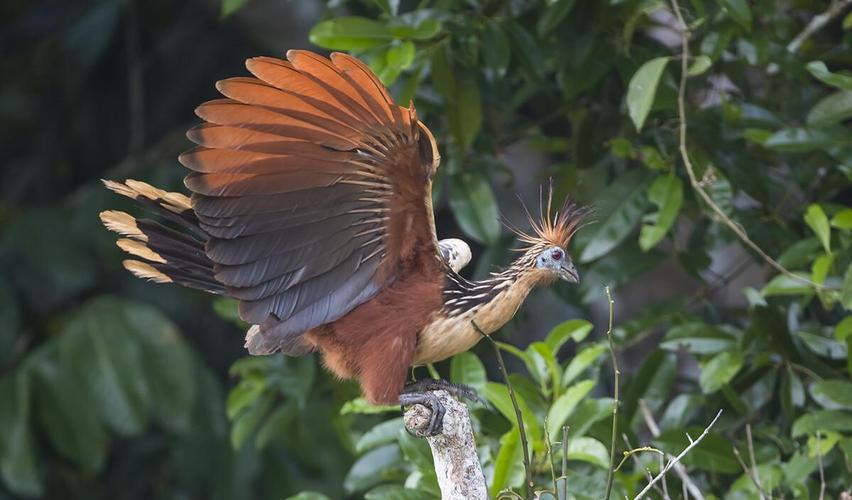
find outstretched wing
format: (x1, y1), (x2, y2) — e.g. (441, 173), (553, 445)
(180, 51), (441, 351)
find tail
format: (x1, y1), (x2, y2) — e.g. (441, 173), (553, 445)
(99, 179), (225, 294)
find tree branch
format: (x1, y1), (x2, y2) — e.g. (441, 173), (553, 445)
(404, 390), (487, 500)
(787, 0), (852, 53)
(634, 410), (723, 499)
(638, 400), (704, 500)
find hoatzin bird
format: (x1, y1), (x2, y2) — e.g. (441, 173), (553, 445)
(101, 50), (585, 435)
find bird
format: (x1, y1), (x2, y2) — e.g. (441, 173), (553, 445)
(100, 50), (586, 435)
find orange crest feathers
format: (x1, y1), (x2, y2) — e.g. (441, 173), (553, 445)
(506, 184), (589, 250)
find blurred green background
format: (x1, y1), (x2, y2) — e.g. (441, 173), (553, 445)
(2, 0), (852, 498)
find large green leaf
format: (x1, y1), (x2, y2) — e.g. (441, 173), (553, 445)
(626, 56), (669, 131)
(578, 169), (650, 262)
(721, 0), (752, 29)
(661, 322), (738, 354)
(807, 91), (852, 127)
(490, 428), (524, 496)
(544, 319), (593, 354)
(344, 444), (404, 493)
(806, 61), (852, 90)
(449, 172), (501, 244)
(0, 371), (42, 496)
(810, 379), (852, 410)
(561, 343), (607, 387)
(309, 17), (394, 50)
(547, 379), (595, 442)
(32, 352), (106, 473)
(483, 382), (542, 443)
(449, 352), (487, 391)
(792, 410), (852, 437)
(639, 173), (684, 251)
(804, 204), (831, 253)
(564, 437), (610, 469)
(356, 418), (405, 454)
(699, 351), (743, 394)
(58, 297), (151, 436)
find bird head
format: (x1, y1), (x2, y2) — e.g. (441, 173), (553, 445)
(506, 185), (588, 284)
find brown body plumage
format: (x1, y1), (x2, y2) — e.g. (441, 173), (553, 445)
(100, 50), (585, 408)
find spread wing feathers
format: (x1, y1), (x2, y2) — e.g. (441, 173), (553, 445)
(175, 50), (439, 351)
(99, 180), (224, 294)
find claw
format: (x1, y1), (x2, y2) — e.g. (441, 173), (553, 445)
(402, 378), (485, 406)
(400, 391), (445, 437)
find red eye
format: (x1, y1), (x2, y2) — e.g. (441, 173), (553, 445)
(551, 249), (563, 260)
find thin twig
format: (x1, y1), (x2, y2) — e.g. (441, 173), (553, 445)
(746, 425), (768, 499)
(817, 431), (826, 500)
(475, 321), (533, 499)
(561, 425), (569, 500)
(603, 286), (619, 500)
(634, 410), (724, 499)
(733, 446), (768, 499)
(787, 0), (852, 53)
(622, 434), (665, 499)
(544, 417), (559, 497)
(638, 400), (704, 499)
(668, 0), (823, 291)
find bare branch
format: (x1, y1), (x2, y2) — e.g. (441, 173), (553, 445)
(667, 0), (824, 291)
(603, 286), (620, 500)
(404, 391), (487, 499)
(787, 0), (852, 53)
(817, 431), (826, 500)
(634, 410), (723, 499)
(638, 400), (705, 499)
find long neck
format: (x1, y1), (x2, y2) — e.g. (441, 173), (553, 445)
(413, 256), (550, 365)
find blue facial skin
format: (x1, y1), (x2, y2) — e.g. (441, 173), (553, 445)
(536, 246), (579, 283)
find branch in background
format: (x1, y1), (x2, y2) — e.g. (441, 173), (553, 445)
(475, 321), (533, 499)
(733, 444), (769, 499)
(634, 410), (724, 499)
(817, 431), (826, 500)
(404, 390), (487, 500)
(668, 0), (824, 291)
(561, 425), (569, 500)
(787, 0), (852, 53)
(603, 286), (620, 500)
(746, 425), (768, 499)
(639, 399), (705, 499)
(622, 434), (667, 499)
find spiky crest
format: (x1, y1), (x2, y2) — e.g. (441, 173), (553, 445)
(502, 182), (590, 251)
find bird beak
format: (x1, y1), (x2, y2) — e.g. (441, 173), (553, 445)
(558, 262), (580, 283)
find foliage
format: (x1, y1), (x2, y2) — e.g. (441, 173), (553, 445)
(2, 0), (852, 498)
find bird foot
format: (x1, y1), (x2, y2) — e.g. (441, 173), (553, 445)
(400, 391), (445, 437)
(402, 378), (484, 405)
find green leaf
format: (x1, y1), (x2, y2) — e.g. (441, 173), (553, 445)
(842, 265), (852, 310)
(372, 0), (398, 16)
(309, 17), (394, 51)
(687, 55), (712, 76)
(562, 343), (607, 387)
(356, 418), (404, 454)
(449, 172), (500, 244)
(397, 429), (433, 472)
(483, 382), (541, 443)
(792, 410), (852, 437)
(220, 0), (248, 18)
(721, 0), (752, 29)
(344, 444), (403, 493)
(810, 379), (852, 410)
(796, 330), (848, 359)
(639, 173), (684, 251)
(565, 398), (614, 438)
(763, 127), (846, 153)
(845, 11), (852, 29)
(32, 354), (106, 473)
(579, 169), (650, 262)
(544, 319), (594, 354)
(340, 397), (398, 415)
(537, 0), (577, 35)
(806, 61), (852, 91)
(699, 351), (743, 393)
(626, 56), (669, 131)
(230, 392), (273, 449)
(411, 19), (441, 40)
(565, 437), (610, 469)
(762, 274), (813, 297)
(836, 316), (852, 341)
(449, 73), (482, 152)
(482, 22), (510, 78)
(0, 371), (42, 496)
(547, 379), (595, 442)
(830, 208), (852, 229)
(58, 297), (150, 436)
(449, 352), (487, 391)
(661, 322), (738, 354)
(807, 91), (852, 127)
(490, 428), (524, 496)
